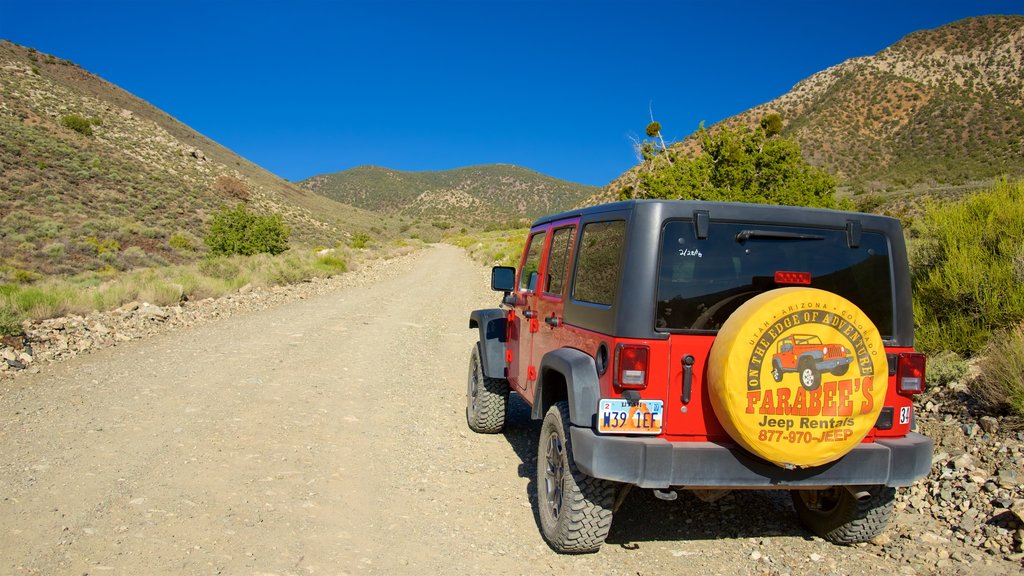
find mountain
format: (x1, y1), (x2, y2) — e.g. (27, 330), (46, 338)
(299, 164), (599, 227)
(601, 15), (1024, 205)
(0, 41), (381, 277)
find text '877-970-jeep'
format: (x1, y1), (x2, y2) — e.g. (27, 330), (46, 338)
(467, 199), (932, 553)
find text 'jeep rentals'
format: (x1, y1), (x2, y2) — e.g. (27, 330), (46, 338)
(467, 200), (932, 553)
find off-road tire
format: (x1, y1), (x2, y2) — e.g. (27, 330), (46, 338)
(799, 358), (821, 391)
(537, 402), (615, 553)
(466, 344), (508, 434)
(771, 359), (784, 383)
(791, 486), (895, 544)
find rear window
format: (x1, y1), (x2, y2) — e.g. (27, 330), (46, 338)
(656, 220), (895, 337)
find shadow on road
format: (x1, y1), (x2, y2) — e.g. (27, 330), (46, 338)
(500, 395), (815, 549)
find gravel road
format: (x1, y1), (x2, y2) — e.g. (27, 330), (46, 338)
(0, 245), (1019, 575)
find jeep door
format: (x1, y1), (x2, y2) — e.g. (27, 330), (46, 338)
(508, 229), (548, 395)
(530, 221), (579, 391)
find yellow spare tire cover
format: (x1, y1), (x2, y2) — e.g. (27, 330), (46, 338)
(707, 287), (887, 469)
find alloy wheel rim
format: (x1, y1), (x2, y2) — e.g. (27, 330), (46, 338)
(544, 431), (564, 519)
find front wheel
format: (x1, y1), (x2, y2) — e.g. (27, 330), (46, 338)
(791, 486), (895, 544)
(799, 359), (821, 391)
(466, 344), (508, 434)
(537, 402), (615, 553)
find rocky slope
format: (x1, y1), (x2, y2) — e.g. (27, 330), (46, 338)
(0, 41), (383, 277)
(299, 164), (599, 228)
(600, 15), (1024, 205)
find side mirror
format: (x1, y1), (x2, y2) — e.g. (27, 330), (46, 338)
(491, 266), (516, 292)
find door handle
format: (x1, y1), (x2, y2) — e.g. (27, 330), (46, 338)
(545, 315), (561, 327)
(523, 310), (536, 319)
(681, 355), (695, 404)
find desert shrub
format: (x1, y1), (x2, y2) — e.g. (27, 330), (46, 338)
(43, 242), (65, 259)
(972, 323), (1024, 417)
(59, 114), (93, 136)
(212, 175), (250, 201)
(912, 178), (1024, 355)
(204, 204), (290, 256)
(926, 350), (969, 388)
(169, 233), (195, 252)
(350, 232), (370, 249)
(12, 269), (42, 284)
(83, 236), (120, 255)
(198, 257), (242, 281)
(314, 254), (347, 274)
(0, 304), (22, 336)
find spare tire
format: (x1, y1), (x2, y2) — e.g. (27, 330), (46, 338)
(707, 288), (888, 469)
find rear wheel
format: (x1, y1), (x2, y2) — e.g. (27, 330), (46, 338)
(791, 486), (895, 544)
(771, 359), (784, 383)
(537, 402), (615, 553)
(466, 344), (508, 434)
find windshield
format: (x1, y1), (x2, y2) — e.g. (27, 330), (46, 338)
(656, 220), (895, 338)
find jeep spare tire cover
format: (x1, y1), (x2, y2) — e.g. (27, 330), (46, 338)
(707, 287), (888, 469)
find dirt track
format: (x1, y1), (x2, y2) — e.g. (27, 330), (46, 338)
(0, 245), (1017, 575)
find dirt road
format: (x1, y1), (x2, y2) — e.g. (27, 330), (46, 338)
(0, 245), (1012, 575)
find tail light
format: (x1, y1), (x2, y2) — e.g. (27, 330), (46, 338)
(896, 353), (926, 395)
(615, 344), (649, 390)
(774, 271), (812, 285)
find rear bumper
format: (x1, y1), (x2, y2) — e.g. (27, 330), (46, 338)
(569, 429), (933, 489)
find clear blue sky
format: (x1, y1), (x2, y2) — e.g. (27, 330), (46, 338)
(1, 1), (1021, 186)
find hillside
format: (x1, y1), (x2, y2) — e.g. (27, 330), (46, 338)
(299, 164), (599, 228)
(0, 41), (382, 278)
(601, 15), (1024, 205)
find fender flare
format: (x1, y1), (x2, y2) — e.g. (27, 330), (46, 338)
(534, 348), (601, 428)
(468, 309), (507, 380)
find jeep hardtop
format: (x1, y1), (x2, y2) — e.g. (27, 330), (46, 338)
(467, 199), (932, 553)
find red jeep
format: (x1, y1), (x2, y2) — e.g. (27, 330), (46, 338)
(468, 200), (931, 553)
(771, 334), (854, 390)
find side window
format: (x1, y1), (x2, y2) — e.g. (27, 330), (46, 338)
(519, 231), (546, 292)
(544, 226), (576, 296)
(573, 221), (625, 306)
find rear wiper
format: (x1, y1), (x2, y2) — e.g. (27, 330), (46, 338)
(735, 230), (825, 242)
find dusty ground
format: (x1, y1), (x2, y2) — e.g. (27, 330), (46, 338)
(1, 245), (1020, 575)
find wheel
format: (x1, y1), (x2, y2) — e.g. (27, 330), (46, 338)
(799, 359), (821, 391)
(771, 359), (784, 383)
(831, 363), (850, 377)
(466, 344), (508, 434)
(537, 402), (615, 553)
(791, 486), (895, 544)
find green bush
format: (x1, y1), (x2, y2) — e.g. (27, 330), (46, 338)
(59, 114), (93, 136)
(0, 304), (22, 336)
(314, 254), (347, 274)
(350, 232), (370, 249)
(204, 204), (290, 256)
(912, 178), (1024, 355)
(972, 323), (1024, 417)
(625, 120), (843, 209)
(926, 350), (969, 388)
(169, 233), (195, 252)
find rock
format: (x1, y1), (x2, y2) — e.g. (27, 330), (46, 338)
(0, 335), (24, 349)
(1009, 500), (1024, 523)
(997, 468), (1019, 489)
(749, 550), (762, 560)
(872, 533), (892, 546)
(980, 416), (1000, 435)
(953, 453), (975, 470)
(6, 359), (25, 370)
(921, 532), (950, 545)
(120, 301), (141, 313)
(809, 553), (822, 562)
(238, 283), (253, 295)
(963, 423), (979, 438)
(1, 349), (16, 363)
(138, 304), (168, 321)
(17, 352), (32, 365)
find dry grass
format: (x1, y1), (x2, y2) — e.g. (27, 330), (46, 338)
(972, 322), (1024, 424)
(0, 249), (351, 332)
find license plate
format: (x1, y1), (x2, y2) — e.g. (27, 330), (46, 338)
(597, 399), (663, 434)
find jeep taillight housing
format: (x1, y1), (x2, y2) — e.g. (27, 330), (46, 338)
(615, 344), (649, 390)
(897, 352), (926, 395)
